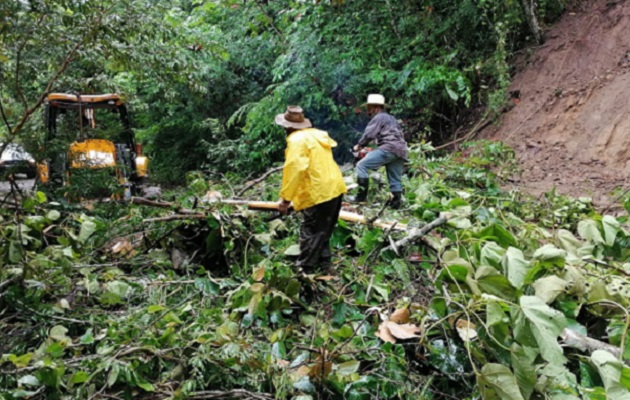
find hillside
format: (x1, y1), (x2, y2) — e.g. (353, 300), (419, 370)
(483, 0), (630, 204)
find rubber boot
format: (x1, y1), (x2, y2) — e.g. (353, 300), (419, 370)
(389, 191), (402, 209)
(348, 178), (369, 203)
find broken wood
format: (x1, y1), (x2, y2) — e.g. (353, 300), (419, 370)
(561, 328), (628, 364)
(131, 197), (174, 208)
(236, 166), (283, 197)
(382, 216), (448, 252)
(144, 214), (207, 223)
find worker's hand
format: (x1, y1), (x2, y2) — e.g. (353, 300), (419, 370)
(353, 144), (361, 151)
(278, 199), (292, 215)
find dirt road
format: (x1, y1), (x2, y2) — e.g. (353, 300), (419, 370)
(0, 177), (35, 194)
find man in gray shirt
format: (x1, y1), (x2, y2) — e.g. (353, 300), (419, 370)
(349, 94), (407, 209)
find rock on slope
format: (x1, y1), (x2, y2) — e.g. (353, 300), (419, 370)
(483, 0), (630, 204)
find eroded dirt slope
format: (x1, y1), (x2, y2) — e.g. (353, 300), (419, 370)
(483, 0), (630, 204)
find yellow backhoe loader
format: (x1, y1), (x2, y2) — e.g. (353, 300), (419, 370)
(37, 93), (148, 197)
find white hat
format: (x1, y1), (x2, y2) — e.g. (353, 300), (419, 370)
(362, 94), (388, 107)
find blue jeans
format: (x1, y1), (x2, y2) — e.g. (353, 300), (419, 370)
(356, 149), (405, 192)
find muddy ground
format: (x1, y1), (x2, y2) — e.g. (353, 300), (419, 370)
(482, 0), (630, 206)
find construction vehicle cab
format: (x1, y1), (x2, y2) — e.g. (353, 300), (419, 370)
(38, 93), (148, 196)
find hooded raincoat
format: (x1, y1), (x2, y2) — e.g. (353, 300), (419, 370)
(280, 128), (347, 211)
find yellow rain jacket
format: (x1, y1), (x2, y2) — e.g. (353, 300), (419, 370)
(280, 128), (347, 211)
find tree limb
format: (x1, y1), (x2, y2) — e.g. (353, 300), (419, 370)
(186, 389), (274, 400)
(143, 214), (208, 223)
(236, 166), (283, 196)
(561, 328), (628, 364)
(382, 216), (448, 253)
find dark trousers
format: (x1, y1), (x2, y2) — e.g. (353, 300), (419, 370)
(296, 195), (343, 269)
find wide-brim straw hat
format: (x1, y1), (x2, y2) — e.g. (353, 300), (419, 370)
(275, 106), (312, 129)
(361, 93), (389, 107)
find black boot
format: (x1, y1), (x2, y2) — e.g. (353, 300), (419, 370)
(389, 192), (402, 209)
(348, 178), (369, 203)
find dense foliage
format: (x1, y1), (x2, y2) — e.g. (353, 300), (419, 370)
(2, 0), (569, 182)
(2, 142), (630, 399)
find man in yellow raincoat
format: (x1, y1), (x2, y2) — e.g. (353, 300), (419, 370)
(276, 106), (347, 272)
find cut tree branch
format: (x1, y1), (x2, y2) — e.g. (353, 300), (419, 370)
(561, 328), (628, 365)
(236, 166), (283, 196)
(382, 216), (448, 252)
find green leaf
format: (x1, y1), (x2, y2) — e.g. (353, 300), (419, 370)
(8, 353), (33, 368)
(502, 247), (531, 289)
(511, 344), (538, 400)
(533, 275), (568, 304)
(478, 363), (525, 400)
(35, 191), (47, 204)
(478, 224), (517, 248)
(519, 296), (567, 364)
(284, 244), (301, 256)
(486, 301), (505, 327)
(337, 360), (360, 376)
(578, 220), (605, 245)
(194, 277), (220, 295)
(591, 350), (630, 399)
(46, 210), (61, 221)
(480, 242), (505, 269)
(79, 329), (94, 345)
(602, 216), (620, 247)
(78, 220), (97, 243)
(477, 267), (516, 300)
(17, 375), (40, 387)
(9, 241), (24, 263)
(285, 279), (301, 298)
(50, 325), (71, 345)
(532, 244), (566, 261)
(70, 371), (89, 384)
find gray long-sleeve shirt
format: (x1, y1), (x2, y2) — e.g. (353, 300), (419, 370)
(358, 111), (408, 159)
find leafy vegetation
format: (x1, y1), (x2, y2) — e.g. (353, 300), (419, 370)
(2, 141), (630, 399)
(2, 0), (569, 182)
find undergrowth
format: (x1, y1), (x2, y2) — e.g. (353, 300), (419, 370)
(1, 141), (630, 399)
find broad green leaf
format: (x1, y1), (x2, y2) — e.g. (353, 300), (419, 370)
(478, 363), (525, 400)
(520, 296), (567, 364)
(79, 329), (94, 345)
(477, 267), (517, 301)
(284, 244), (301, 256)
(578, 220), (604, 245)
(78, 220), (97, 243)
(17, 375), (39, 387)
(557, 229), (582, 256)
(591, 350), (630, 399)
(46, 210), (61, 221)
(480, 242), (505, 269)
(602, 216), (620, 246)
(478, 224), (517, 248)
(50, 325), (72, 345)
(104, 281), (132, 298)
(486, 301), (505, 327)
(502, 247), (530, 289)
(532, 244), (566, 261)
(337, 360), (360, 376)
(9, 353), (33, 368)
(511, 344), (538, 400)
(70, 371), (89, 384)
(533, 275), (568, 304)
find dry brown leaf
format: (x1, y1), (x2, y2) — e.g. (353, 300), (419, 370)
(112, 240), (133, 254)
(296, 366), (311, 377)
(389, 308), (410, 324)
(252, 266), (265, 282)
(309, 360), (332, 380)
(276, 359), (290, 368)
(375, 323), (396, 344)
(455, 319), (478, 342)
(385, 321), (422, 340)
